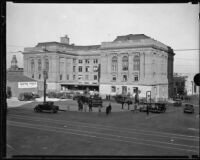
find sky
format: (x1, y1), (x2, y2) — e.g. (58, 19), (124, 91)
(6, 3), (199, 74)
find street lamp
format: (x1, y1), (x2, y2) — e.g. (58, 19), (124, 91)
(43, 70), (47, 103)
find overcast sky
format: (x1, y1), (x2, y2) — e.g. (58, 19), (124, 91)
(6, 3), (199, 74)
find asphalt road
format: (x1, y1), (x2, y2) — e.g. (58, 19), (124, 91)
(6, 102), (199, 157)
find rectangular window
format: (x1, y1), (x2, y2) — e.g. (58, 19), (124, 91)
(133, 87), (138, 93)
(60, 74), (62, 80)
(32, 74), (34, 79)
(94, 75), (98, 80)
(93, 59), (98, 63)
(38, 74), (41, 79)
(73, 75), (75, 80)
(78, 66), (82, 72)
(73, 58), (76, 63)
(73, 66), (76, 72)
(78, 75), (83, 80)
(85, 66), (89, 72)
(93, 66), (98, 72)
(123, 75), (127, 82)
(111, 86), (116, 92)
(134, 75), (139, 81)
(122, 66), (128, 71)
(85, 75), (89, 80)
(112, 75), (116, 81)
(85, 59), (90, 64)
(79, 59), (82, 63)
(66, 74), (69, 80)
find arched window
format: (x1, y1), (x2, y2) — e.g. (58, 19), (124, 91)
(111, 56), (118, 72)
(31, 59), (35, 72)
(122, 56), (128, 71)
(133, 55), (140, 71)
(45, 58), (49, 72)
(38, 59), (42, 72)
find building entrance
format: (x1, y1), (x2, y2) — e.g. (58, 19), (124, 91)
(122, 86), (127, 95)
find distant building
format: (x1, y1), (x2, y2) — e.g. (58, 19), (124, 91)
(8, 55), (23, 71)
(176, 73), (199, 95)
(22, 34), (175, 100)
(173, 73), (187, 97)
(7, 55), (37, 98)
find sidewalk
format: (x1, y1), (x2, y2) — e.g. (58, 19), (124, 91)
(7, 97), (33, 108)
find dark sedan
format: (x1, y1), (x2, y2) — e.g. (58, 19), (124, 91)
(183, 104), (194, 114)
(173, 99), (182, 107)
(34, 101), (59, 113)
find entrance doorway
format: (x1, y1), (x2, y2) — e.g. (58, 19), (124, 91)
(122, 86), (127, 95)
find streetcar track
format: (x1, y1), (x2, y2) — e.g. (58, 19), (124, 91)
(8, 113), (199, 141)
(7, 120), (198, 153)
(8, 117), (198, 149)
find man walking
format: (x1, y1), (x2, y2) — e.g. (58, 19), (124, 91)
(147, 104), (149, 115)
(106, 103), (112, 115)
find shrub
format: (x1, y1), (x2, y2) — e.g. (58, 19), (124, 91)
(18, 92), (34, 101)
(47, 92), (58, 98)
(6, 86), (12, 98)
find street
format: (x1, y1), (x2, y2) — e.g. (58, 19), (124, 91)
(7, 100), (199, 157)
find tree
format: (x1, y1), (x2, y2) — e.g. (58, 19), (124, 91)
(6, 86), (12, 98)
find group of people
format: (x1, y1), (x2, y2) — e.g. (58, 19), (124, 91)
(77, 99), (112, 115)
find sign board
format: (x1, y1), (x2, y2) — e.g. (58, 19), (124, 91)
(18, 82), (37, 88)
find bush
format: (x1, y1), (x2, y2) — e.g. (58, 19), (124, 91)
(6, 86), (12, 98)
(18, 92), (34, 101)
(47, 92), (58, 98)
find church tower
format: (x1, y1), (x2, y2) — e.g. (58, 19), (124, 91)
(10, 55), (18, 70)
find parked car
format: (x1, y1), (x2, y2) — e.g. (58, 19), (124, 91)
(183, 104), (194, 114)
(173, 99), (182, 107)
(139, 103), (166, 113)
(34, 101), (59, 113)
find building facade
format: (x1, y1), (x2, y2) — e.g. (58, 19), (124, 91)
(7, 55), (37, 97)
(23, 34), (175, 100)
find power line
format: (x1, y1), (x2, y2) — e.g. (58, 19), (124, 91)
(174, 49), (200, 51)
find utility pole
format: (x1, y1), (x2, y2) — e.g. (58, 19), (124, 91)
(43, 70), (47, 103)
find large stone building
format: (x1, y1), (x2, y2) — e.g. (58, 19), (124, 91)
(23, 34), (175, 100)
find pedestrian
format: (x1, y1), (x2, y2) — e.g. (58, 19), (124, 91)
(83, 102), (87, 112)
(98, 105), (101, 113)
(127, 101), (131, 110)
(147, 104), (149, 115)
(78, 100), (81, 111)
(89, 102), (92, 112)
(121, 101), (124, 110)
(106, 103), (112, 115)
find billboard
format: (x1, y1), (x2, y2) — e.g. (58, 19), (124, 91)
(18, 82), (37, 88)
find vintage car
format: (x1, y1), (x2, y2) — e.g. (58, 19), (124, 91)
(183, 104), (194, 114)
(88, 96), (103, 108)
(173, 99), (182, 107)
(34, 101), (59, 113)
(139, 103), (166, 113)
(114, 94), (133, 105)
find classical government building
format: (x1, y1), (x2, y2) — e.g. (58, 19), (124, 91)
(23, 34), (175, 100)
